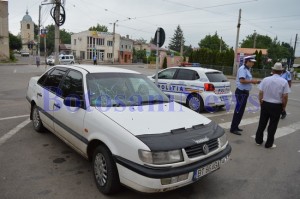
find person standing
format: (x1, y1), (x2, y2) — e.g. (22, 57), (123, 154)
(280, 64), (291, 119)
(255, 62), (290, 148)
(35, 55), (40, 67)
(230, 55), (260, 135)
(93, 55), (97, 65)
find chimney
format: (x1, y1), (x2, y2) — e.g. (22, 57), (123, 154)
(126, 35), (129, 39)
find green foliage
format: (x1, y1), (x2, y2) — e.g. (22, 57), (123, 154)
(241, 34), (272, 49)
(39, 24), (72, 55)
(9, 50), (16, 61)
(198, 32), (228, 51)
(189, 48), (234, 66)
(162, 57), (167, 69)
(9, 33), (22, 50)
(88, 24), (108, 32)
(168, 25), (184, 52)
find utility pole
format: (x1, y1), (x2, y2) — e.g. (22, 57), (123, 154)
(220, 36), (222, 52)
(253, 30), (257, 48)
(232, 9), (242, 76)
(293, 34), (298, 59)
(112, 20), (118, 64)
(180, 36), (183, 57)
(38, 5), (41, 56)
(54, 0), (60, 65)
(155, 27), (160, 86)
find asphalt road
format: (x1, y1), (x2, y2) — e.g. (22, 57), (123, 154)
(0, 63), (300, 199)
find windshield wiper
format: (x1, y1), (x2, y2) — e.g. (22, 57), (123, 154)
(139, 100), (169, 105)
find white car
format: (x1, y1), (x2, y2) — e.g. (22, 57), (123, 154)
(46, 55), (55, 66)
(26, 65), (231, 194)
(149, 67), (232, 112)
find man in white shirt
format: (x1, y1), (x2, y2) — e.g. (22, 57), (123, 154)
(255, 62), (291, 148)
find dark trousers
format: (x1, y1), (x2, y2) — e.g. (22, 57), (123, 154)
(230, 88), (249, 131)
(255, 101), (282, 148)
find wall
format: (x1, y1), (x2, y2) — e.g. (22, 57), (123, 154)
(0, 1), (9, 60)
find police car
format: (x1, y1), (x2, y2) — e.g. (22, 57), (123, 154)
(149, 67), (232, 112)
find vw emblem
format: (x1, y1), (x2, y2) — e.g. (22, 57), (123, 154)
(202, 144), (209, 155)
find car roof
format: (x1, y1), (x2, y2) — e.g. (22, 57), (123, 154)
(55, 64), (140, 74)
(170, 66), (221, 73)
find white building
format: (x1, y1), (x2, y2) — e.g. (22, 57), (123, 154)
(71, 30), (120, 63)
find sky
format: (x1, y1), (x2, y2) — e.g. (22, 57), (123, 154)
(6, 0), (300, 56)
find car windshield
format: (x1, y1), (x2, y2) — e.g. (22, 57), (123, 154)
(87, 73), (170, 107)
(205, 72), (228, 82)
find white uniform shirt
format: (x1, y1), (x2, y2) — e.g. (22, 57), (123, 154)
(259, 74), (291, 104)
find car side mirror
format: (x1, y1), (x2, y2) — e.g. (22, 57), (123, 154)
(63, 96), (82, 108)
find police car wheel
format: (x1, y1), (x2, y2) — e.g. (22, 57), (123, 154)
(187, 94), (204, 113)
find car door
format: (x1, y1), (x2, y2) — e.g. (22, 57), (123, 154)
(172, 69), (200, 103)
(52, 69), (87, 154)
(36, 67), (69, 130)
(154, 68), (178, 99)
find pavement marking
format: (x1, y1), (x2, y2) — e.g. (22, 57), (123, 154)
(219, 116), (260, 129)
(0, 115), (30, 121)
(202, 106), (260, 118)
(0, 118), (31, 146)
(251, 121), (300, 140)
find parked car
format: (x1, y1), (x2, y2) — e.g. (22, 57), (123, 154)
(149, 67), (232, 112)
(59, 54), (75, 65)
(46, 55), (55, 66)
(26, 65), (231, 194)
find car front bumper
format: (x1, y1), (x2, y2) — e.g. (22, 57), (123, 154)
(114, 144), (231, 193)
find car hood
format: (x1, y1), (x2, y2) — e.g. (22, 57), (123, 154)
(100, 102), (211, 136)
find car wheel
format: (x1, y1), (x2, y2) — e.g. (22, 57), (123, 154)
(187, 93), (204, 113)
(32, 105), (45, 132)
(93, 145), (121, 194)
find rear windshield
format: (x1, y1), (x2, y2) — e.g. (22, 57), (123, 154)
(205, 72), (228, 82)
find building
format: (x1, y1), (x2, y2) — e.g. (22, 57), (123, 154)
(71, 30), (120, 63)
(0, 0), (9, 60)
(119, 35), (133, 64)
(20, 10), (35, 54)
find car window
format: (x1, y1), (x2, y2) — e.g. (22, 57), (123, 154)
(157, 68), (177, 79)
(60, 70), (83, 100)
(87, 73), (169, 107)
(38, 68), (54, 86)
(175, 69), (198, 80)
(42, 67), (69, 92)
(205, 72), (228, 82)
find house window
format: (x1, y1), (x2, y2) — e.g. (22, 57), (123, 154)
(27, 24), (30, 29)
(107, 41), (113, 46)
(107, 53), (113, 58)
(97, 38), (105, 46)
(125, 45), (128, 49)
(74, 39), (76, 45)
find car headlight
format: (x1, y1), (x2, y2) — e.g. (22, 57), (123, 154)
(219, 133), (228, 148)
(138, 149), (183, 165)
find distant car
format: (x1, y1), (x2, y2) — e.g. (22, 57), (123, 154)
(46, 56), (55, 66)
(20, 51), (30, 57)
(26, 64), (231, 194)
(149, 67), (232, 112)
(59, 54), (75, 65)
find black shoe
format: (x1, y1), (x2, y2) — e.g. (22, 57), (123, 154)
(237, 128), (243, 131)
(281, 114), (287, 119)
(230, 130), (241, 135)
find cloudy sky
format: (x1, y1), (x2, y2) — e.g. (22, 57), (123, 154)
(7, 0), (300, 56)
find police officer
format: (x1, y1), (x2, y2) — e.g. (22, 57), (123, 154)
(255, 62), (290, 148)
(280, 63), (291, 119)
(230, 55), (260, 135)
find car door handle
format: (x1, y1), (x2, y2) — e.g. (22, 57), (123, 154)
(54, 103), (61, 109)
(37, 93), (42, 97)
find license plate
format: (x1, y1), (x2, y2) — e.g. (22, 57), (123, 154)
(193, 161), (220, 180)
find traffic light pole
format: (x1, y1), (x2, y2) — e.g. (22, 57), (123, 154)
(54, 0), (60, 65)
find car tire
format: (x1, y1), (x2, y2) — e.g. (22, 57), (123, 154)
(32, 105), (45, 132)
(93, 145), (121, 195)
(187, 93), (204, 113)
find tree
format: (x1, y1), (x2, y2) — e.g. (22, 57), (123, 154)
(39, 24), (72, 55)
(168, 25), (184, 52)
(162, 56), (167, 69)
(241, 33), (272, 49)
(135, 38), (147, 44)
(9, 33), (22, 50)
(88, 24), (108, 32)
(198, 32), (228, 51)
